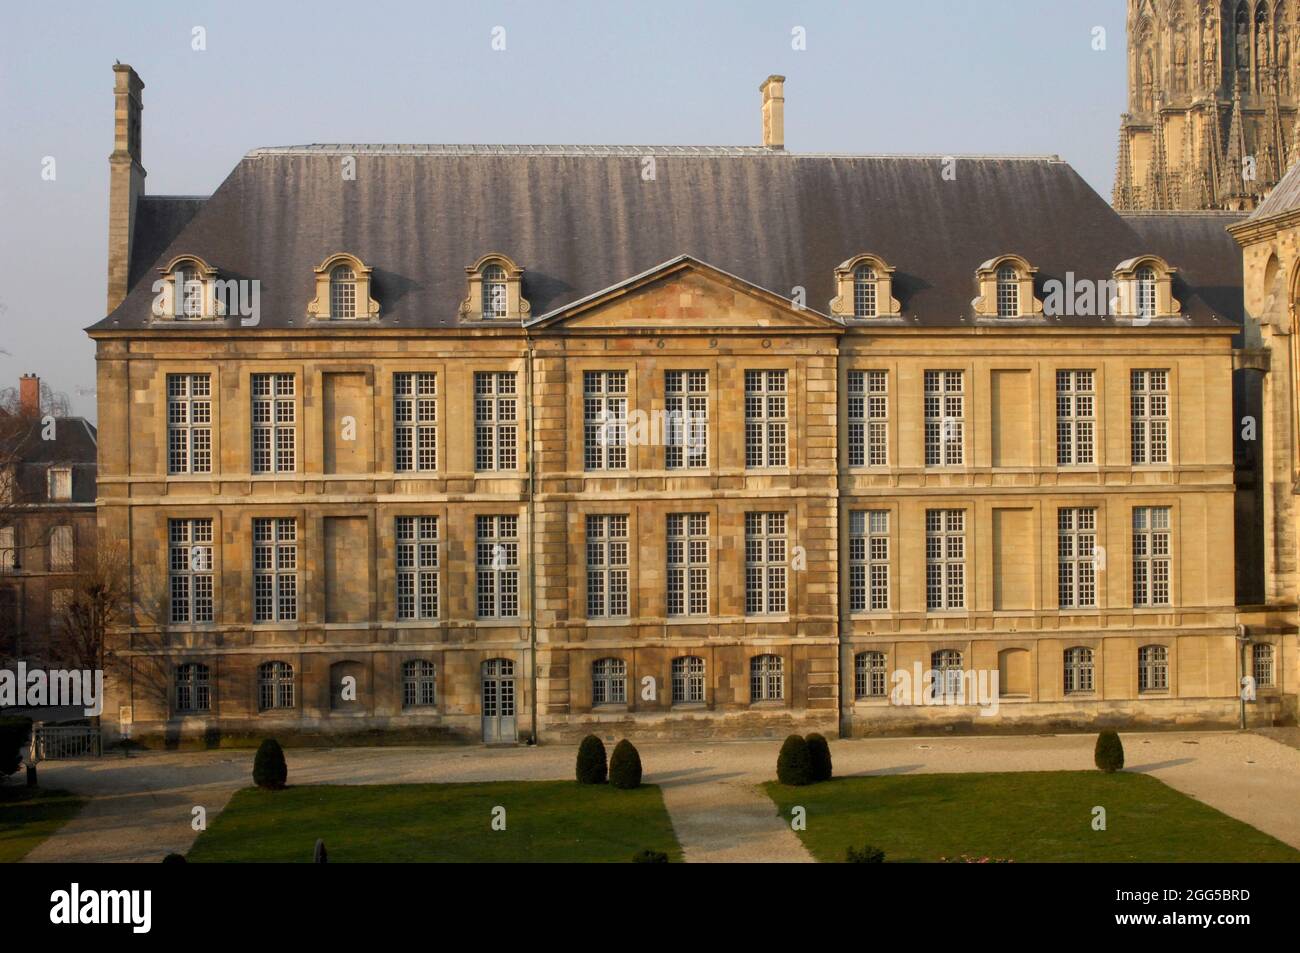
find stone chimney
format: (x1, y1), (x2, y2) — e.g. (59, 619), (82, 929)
(107, 63), (146, 314)
(19, 374), (40, 417)
(760, 75), (785, 150)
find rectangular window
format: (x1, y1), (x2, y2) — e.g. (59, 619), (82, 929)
(924, 370), (964, 466)
(394, 372), (437, 472)
(667, 513), (709, 617)
(586, 514), (629, 619)
(1057, 508), (1098, 609)
(0, 526), (13, 574)
(474, 372), (518, 471)
(1132, 506), (1171, 607)
(849, 510), (890, 612)
(925, 509), (965, 611)
(396, 516), (439, 620)
(1056, 370), (1095, 466)
(253, 517), (297, 622)
(846, 370), (888, 468)
(168, 374), (212, 474)
(476, 515), (519, 619)
(583, 371), (628, 470)
(1254, 645), (1275, 688)
(744, 370), (787, 468)
(49, 525), (74, 572)
(169, 518), (214, 624)
(1130, 370), (1169, 465)
(251, 373), (296, 474)
(855, 652), (888, 699)
(46, 466), (73, 502)
(665, 370), (708, 469)
(745, 512), (788, 615)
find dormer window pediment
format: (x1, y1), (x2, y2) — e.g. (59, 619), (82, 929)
(1113, 255), (1180, 320)
(153, 255), (220, 321)
(307, 253), (380, 320)
(831, 254), (901, 318)
(460, 254), (530, 322)
(973, 255), (1042, 318)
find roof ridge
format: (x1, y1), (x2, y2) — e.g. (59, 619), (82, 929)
(244, 144), (1064, 161)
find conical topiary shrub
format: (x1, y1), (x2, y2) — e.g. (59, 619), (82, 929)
(1095, 730), (1125, 773)
(576, 734), (608, 784)
(609, 739), (643, 789)
(632, 849), (668, 863)
(252, 738), (288, 790)
(805, 732), (833, 783)
(313, 838), (328, 863)
(776, 734), (813, 786)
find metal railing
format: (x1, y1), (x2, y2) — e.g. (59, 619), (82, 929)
(32, 725), (102, 760)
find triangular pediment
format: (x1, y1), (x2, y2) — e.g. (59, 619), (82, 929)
(527, 256), (843, 332)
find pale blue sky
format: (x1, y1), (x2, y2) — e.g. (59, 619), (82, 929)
(0, 0), (1128, 419)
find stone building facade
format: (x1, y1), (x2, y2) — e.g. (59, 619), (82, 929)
(87, 65), (1273, 746)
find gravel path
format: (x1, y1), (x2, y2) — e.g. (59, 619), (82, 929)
(17, 730), (1300, 863)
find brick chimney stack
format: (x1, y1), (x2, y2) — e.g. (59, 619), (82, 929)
(19, 374), (40, 417)
(760, 75), (785, 151)
(106, 63), (146, 314)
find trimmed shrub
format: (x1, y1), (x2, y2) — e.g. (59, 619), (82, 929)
(845, 843), (886, 863)
(161, 853), (187, 864)
(576, 734), (607, 784)
(632, 849), (668, 863)
(313, 838), (328, 863)
(0, 717), (32, 778)
(252, 738), (288, 790)
(776, 734), (813, 786)
(609, 739), (643, 789)
(805, 732), (833, 783)
(1094, 730), (1125, 773)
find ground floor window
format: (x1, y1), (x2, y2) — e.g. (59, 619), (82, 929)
(1063, 646), (1094, 694)
(258, 660), (295, 711)
(1138, 644), (1169, 693)
(1253, 643), (1274, 689)
(175, 662), (211, 713)
(854, 651), (887, 699)
(592, 657), (627, 705)
(671, 655), (705, 704)
(750, 654), (784, 702)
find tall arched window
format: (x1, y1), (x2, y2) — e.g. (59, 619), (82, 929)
(258, 660), (295, 711)
(671, 655), (706, 704)
(750, 654), (784, 701)
(402, 659), (437, 708)
(592, 657), (627, 705)
(854, 651), (887, 699)
(175, 662), (211, 713)
(1063, 647), (1095, 694)
(996, 264), (1019, 317)
(931, 649), (964, 698)
(481, 263), (508, 319)
(1135, 265), (1157, 319)
(853, 264), (878, 318)
(1138, 644), (1169, 693)
(329, 264), (357, 319)
(178, 265), (204, 318)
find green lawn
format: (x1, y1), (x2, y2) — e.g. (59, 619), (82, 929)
(0, 786), (86, 863)
(765, 771), (1300, 863)
(187, 781), (682, 862)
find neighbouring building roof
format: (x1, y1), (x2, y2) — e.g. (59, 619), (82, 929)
(1243, 159), (1300, 224)
(1, 416), (98, 504)
(92, 146), (1244, 332)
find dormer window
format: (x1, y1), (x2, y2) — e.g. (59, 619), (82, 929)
(853, 265), (878, 318)
(996, 265), (1019, 317)
(460, 254), (530, 322)
(1113, 256), (1179, 320)
(179, 266), (204, 318)
(1135, 265), (1157, 319)
(154, 256), (218, 321)
(973, 255), (1041, 318)
(831, 254), (900, 318)
(307, 253), (379, 320)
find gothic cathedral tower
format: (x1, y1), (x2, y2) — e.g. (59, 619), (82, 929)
(1114, 0), (1300, 210)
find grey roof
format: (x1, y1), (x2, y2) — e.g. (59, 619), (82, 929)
(1120, 212), (1245, 326)
(1, 417), (98, 504)
(92, 147), (1242, 332)
(1244, 158), (1300, 223)
(128, 195), (206, 289)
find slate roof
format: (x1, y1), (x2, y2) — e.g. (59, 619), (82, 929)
(91, 145), (1244, 333)
(1, 417), (98, 504)
(1244, 158), (1300, 223)
(1120, 211), (1245, 326)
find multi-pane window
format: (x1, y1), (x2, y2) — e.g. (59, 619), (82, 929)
(258, 660), (295, 710)
(1135, 265), (1157, 319)
(931, 649), (964, 698)
(1057, 508), (1098, 609)
(253, 518), (297, 622)
(665, 370), (708, 469)
(481, 264), (508, 318)
(330, 265), (356, 318)
(394, 372), (437, 472)
(1132, 506), (1171, 607)
(1130, 370), (1169, 465)
(849, 510), (890, 612)
(586, 515), (629, 619)
(1056, 370), (1094, 466)
(925, 509), (965, 611)
(924, 370), (964, 466)
(583, 371), (628, 470)
(167, 374), (212, 474)
(1138, 644), (1169, 692)
(671, 656), (706, 704)
(750, 654), (784, 702)
(396, 516), (439, 621)
(402, 659), (437, 708)
(996, 264), (1019, 317)
(179, 265), (204, 318)
(744, 370), (787, 467)
(49, 525), (74, 571)
(855, 651), (888, 699)
(592, 657), (627, 705)
(853, 265), (878, 318)
(251, 373), (296, 474)
(667, 513), (709, 617)
(169, 518), (214, 624)
(847, 370), (888, 467)
(474, 372), (517, 471)
(174, 662), (211, 713)
(1063, 647), (1095, 694)
(1254, 643), (1275, 688)
(745, 512), (787, 615)
(476, 515), (519, 619)
(0, 526), (13, 573)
